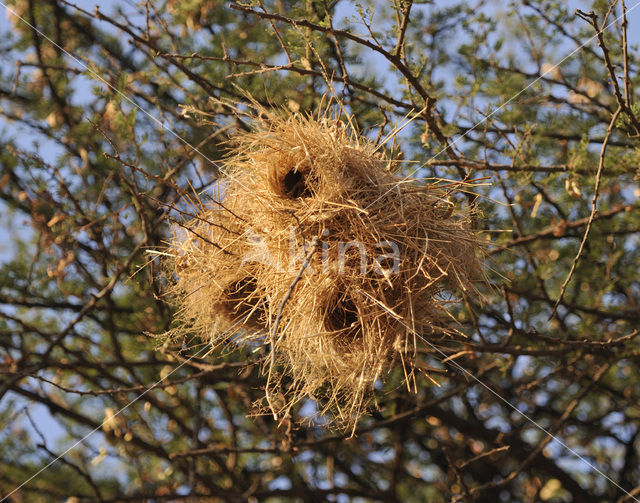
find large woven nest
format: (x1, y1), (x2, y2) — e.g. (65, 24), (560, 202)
(164, 109), (483, 429)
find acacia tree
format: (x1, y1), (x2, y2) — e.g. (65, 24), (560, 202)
(1, 0), (639, 501)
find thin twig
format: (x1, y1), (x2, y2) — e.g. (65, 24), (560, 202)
(576, 8), (640, 133)
(265, 237), (320, 419)
(550, 106), (622, 318)
(621, 0), (633, 108)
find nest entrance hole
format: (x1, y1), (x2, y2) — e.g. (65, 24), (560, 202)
(223, 276), (265, 328)
(326, 297), (361, 340)
(282, 168), (311, 198)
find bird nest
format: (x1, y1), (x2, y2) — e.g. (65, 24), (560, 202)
(162, 109), (483, 430)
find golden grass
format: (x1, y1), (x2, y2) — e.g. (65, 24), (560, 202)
(163, 108), (483, 430)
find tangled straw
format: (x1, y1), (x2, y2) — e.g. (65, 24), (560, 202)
(163, 108), (483, 430)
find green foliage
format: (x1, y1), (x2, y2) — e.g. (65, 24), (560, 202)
(0, 0), (639, 502)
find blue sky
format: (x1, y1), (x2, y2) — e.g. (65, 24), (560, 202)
(1, 0), (639, 491)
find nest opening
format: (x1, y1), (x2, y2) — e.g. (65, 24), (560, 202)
(282, 168), (311, 198)
(325, 297), (360, 338)
(222, 276), (266, 328)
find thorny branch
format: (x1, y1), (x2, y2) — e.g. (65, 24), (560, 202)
(0, 1), (638, 502)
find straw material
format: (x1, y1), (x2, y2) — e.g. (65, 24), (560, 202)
(164, 109), (483, 429)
